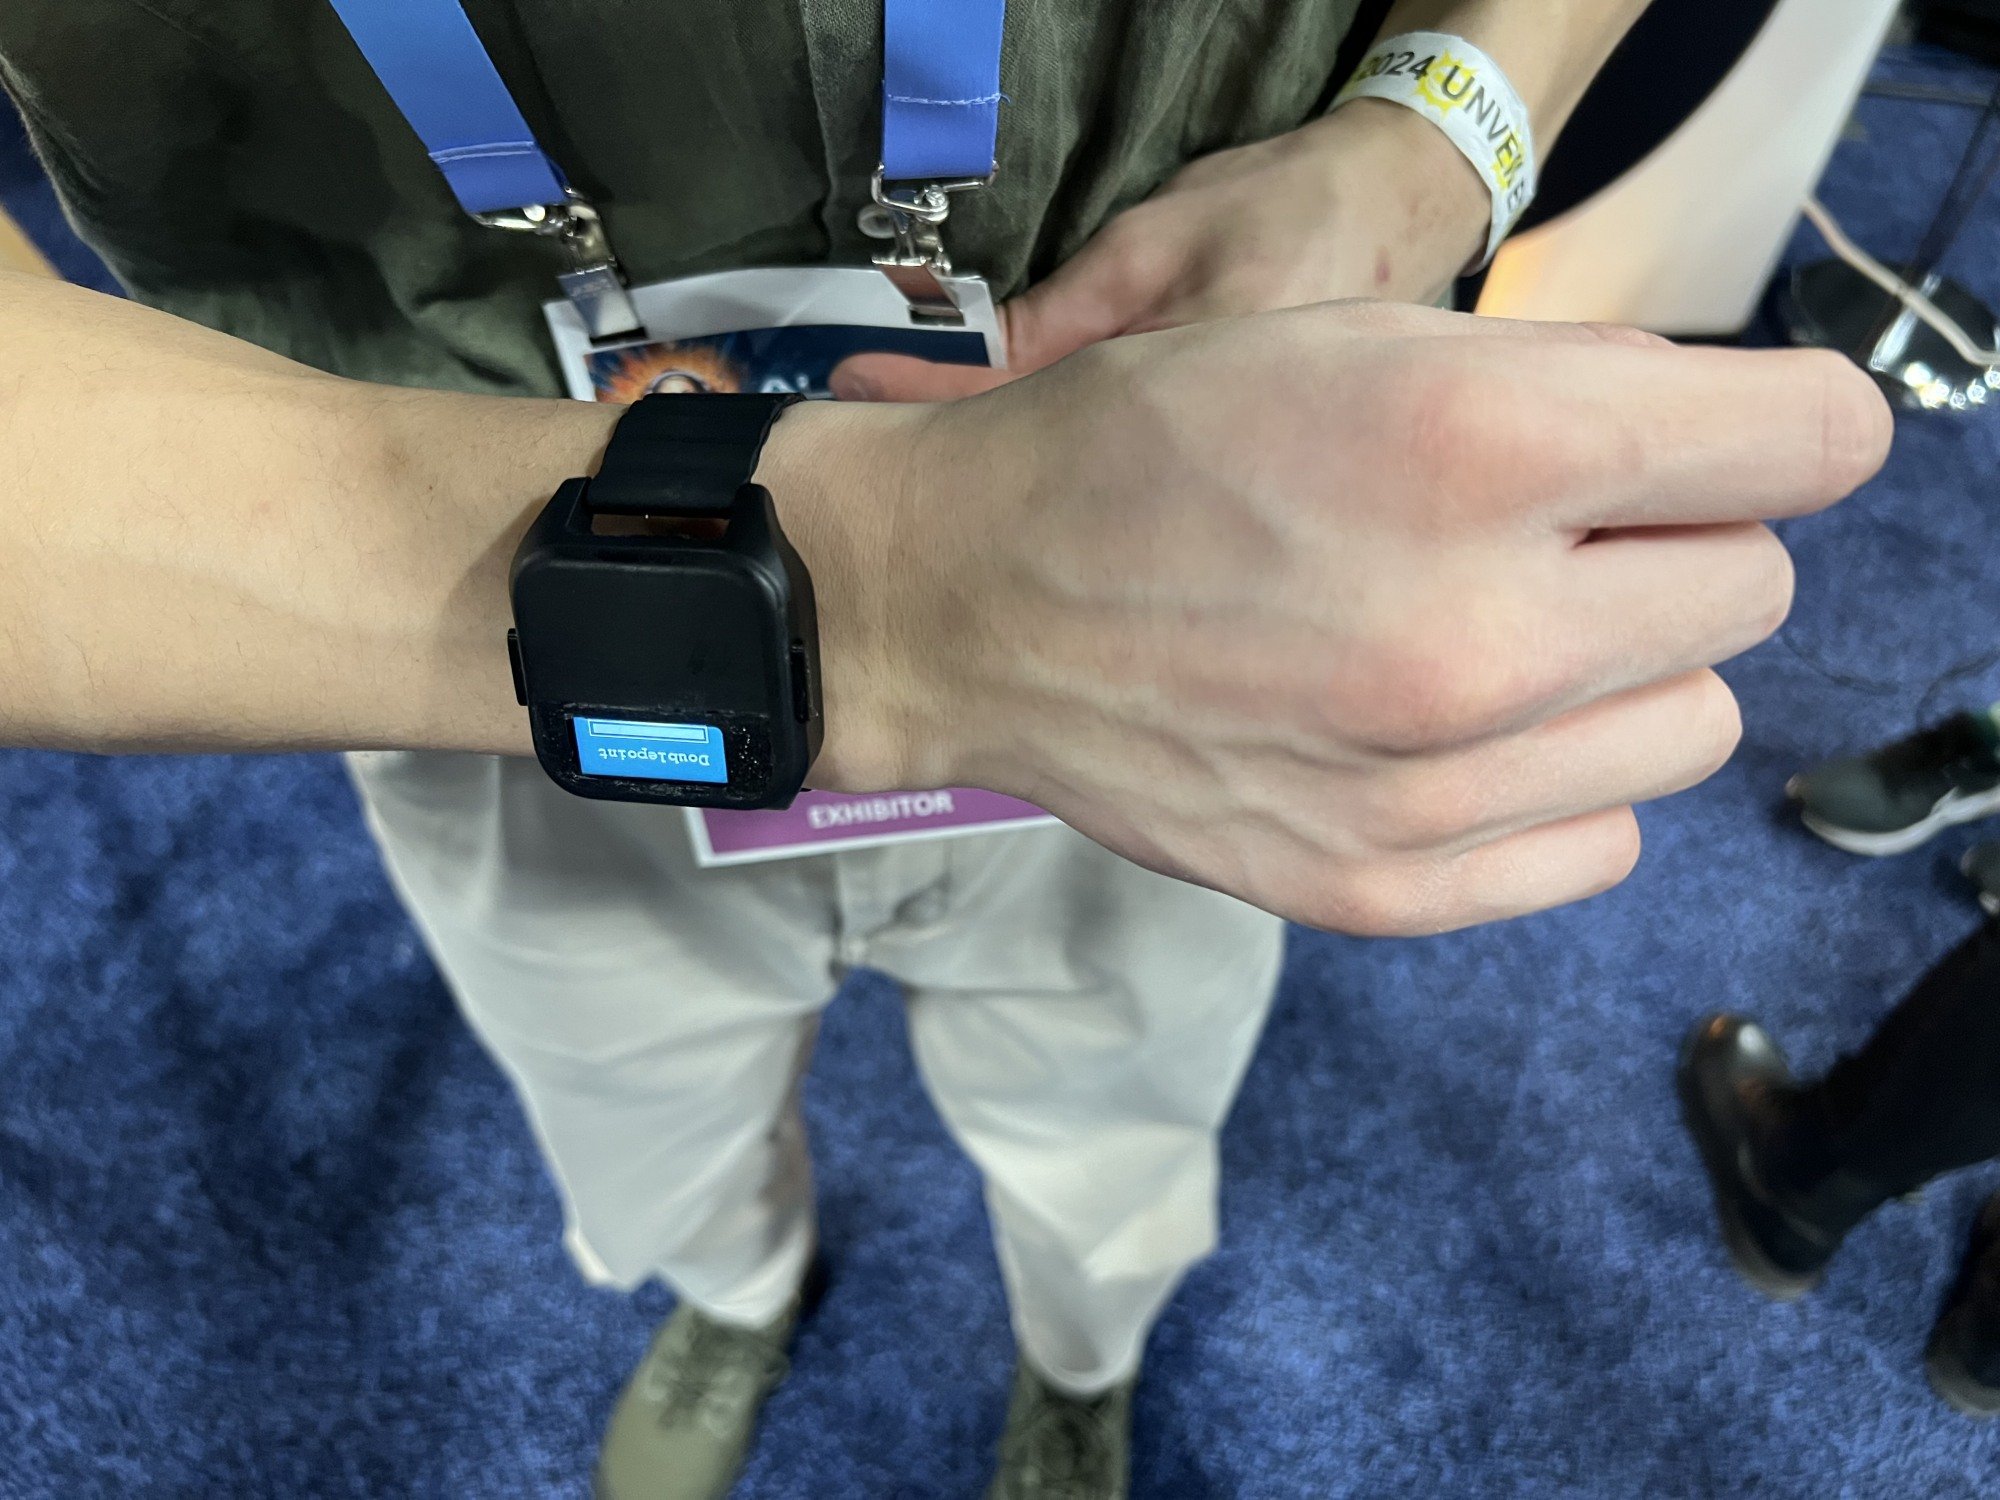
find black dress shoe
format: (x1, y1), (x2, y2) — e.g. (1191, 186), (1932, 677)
(1963, 841), (2000, 917)
(1927, 1192), (2000, 1417)
(1677, 1016), (1851, 1300)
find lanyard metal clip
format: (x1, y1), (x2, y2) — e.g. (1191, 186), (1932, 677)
(866, 168), (988, 327)
(476, 191), (644, 345)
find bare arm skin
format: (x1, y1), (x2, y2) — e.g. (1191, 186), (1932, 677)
(0, 269), (1893, 936)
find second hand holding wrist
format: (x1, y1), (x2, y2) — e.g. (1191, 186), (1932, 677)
(795, 301), (1892, 936)
(829, 101), (1490, 405)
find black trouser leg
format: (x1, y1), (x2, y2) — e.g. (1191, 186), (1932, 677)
(1970, 1234), (2000, 1370)
(1777, 918), (2000, 1222)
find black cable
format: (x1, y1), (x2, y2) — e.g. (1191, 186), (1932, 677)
(1860, 72), (2000, 352)
(1913, 83), (2000, 275)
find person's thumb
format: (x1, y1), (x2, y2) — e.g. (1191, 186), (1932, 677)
(828, 349), (1017, 402)
(828, 255), (1132, 402)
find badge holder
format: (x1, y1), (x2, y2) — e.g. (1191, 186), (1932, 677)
(475, 189), (644, 345)
(862, 168), (990, 329)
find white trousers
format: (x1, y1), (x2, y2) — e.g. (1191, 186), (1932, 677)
(348, 751), (1284, 1394)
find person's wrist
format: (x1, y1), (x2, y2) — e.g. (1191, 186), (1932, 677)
(1298, 98), (1492, 293)
(752, 397), (956, 794)
(359, 385), (955, 786)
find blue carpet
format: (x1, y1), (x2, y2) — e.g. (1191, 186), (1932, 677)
(6, 50), (2000, 1500)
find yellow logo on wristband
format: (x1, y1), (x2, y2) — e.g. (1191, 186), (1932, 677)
(1416, 52), (1477, 116)
(1334, 31), (1538, 271)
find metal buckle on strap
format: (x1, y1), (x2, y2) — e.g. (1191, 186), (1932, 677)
(476, 191), (644, 344)
(864, 168), (989, 328)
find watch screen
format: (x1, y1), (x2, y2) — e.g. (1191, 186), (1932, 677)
(571, 716), (728, 784)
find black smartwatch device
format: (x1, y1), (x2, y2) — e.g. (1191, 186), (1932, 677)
(507, 392), (823, 809)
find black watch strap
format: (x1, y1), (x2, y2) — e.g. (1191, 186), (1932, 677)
(586, 392), (803, 517)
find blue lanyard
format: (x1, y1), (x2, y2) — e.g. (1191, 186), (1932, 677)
(326, 0), (565, 216)
(327, 0), (1007, 333)
(880, 0), (1006, 184)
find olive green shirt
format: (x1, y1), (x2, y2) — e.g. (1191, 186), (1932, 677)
(0, 1), (1364, 395)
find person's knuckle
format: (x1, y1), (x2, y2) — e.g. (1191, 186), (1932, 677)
(1389, 360), (1493, 466)
(1347, 602), (1542, 752)
(1358, 658), (1471, 752)
(1344, 641), (1481, 750)
(1401, 369), (1579, 519)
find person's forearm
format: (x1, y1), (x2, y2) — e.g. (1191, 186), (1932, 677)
(0, 270), (611, 758)
(1197, 0), (1654, 313)
(1349, 0), (1657, 268)
(0, 271), (909, 785)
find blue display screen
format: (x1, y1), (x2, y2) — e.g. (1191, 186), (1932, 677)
(572, 717), (728, 784)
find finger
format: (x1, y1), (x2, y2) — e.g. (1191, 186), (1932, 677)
(1405, 806), (1644, 934)
(1333, 523), (1787, 757)
(1359, 669), (1741, 858)
(831, 246), (1141, 403)
(829, 303), (1679, 400)
(1002, 242), (1139, 363)
(829, 353), (1017, 402)
(1304, 806), (1644, 937)
(1506, 341), (1894, 530)
(1550, 521), (1795, 705)
(826, 286), (1073, 402)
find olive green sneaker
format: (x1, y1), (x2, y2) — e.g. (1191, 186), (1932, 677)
(593, 1299), (797, 1500)
(985, 1362), (1135, 1500)
(1787, 712), (2000, 856)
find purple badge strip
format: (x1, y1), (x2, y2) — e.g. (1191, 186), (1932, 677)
(690, 788), (1056, 866)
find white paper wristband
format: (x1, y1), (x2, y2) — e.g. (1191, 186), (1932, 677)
(1333, 32), (1538, 273)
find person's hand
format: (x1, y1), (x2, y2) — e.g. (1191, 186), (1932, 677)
(777, 301), (1893, 935)
(828, 102), (1488, 404)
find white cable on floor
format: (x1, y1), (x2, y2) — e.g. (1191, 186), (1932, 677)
(1801, 196), (2000, 368)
